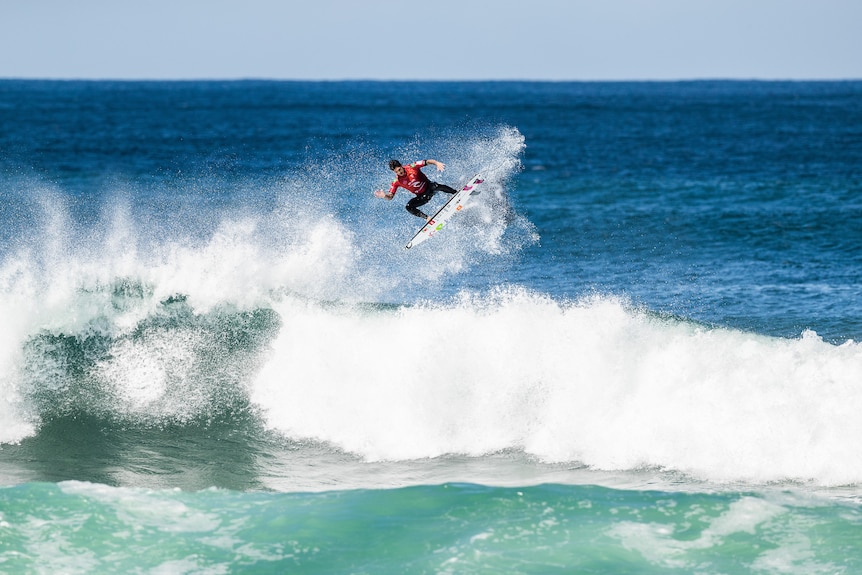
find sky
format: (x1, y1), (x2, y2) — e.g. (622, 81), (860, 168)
(1, 0), (860, 81)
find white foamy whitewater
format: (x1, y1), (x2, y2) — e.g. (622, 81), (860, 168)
(252, 289), (862, 487)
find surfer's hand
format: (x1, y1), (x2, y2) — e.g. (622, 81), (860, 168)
(426, 159), (445, 172)
(374, 190), (393, 200)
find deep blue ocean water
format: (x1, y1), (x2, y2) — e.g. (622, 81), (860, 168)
(1, 80), (861, 573)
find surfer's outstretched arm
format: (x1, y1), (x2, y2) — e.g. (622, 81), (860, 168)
(425, 159), (446, 172)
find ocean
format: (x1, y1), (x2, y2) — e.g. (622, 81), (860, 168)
(0, 80), (861, 573)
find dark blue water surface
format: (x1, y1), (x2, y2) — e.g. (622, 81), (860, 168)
(2, 80), (861, 341)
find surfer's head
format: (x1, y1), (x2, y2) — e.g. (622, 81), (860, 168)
(388, 159), (406, 176)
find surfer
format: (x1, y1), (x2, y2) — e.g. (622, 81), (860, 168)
(375, 159), (458, 219)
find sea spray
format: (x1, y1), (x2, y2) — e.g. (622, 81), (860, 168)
(0, 126), (531, 445)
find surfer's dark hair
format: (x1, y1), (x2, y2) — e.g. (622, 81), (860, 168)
(388, 160), (402, 170)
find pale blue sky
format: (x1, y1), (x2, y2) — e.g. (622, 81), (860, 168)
(2, 0), (860, 80)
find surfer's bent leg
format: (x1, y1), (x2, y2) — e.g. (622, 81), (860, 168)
(429, 182), (457, 194)
(405, 190), (435, 218)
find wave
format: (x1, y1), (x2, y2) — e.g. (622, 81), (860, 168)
(2, 125), (860, 487)
(3, 279), (861, 487)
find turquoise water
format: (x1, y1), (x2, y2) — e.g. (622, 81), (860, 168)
(1, 80), (861, 572)
(3, 482), (860, 574)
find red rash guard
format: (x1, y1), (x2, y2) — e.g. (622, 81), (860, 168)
(388, 161), (430, 196)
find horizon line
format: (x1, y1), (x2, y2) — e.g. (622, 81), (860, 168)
(3, 76), (862, 83)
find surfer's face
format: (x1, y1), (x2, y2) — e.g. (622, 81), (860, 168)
(392, 166), (406, 177)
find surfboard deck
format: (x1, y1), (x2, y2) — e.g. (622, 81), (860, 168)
(405, 174), (484, 249)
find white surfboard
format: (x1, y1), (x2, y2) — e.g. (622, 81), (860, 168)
(405, 174), (484, 249)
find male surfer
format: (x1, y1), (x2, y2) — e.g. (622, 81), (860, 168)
(374, 159), (458, 219)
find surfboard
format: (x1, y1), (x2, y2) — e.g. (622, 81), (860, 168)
(405, 174), (484, 249)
